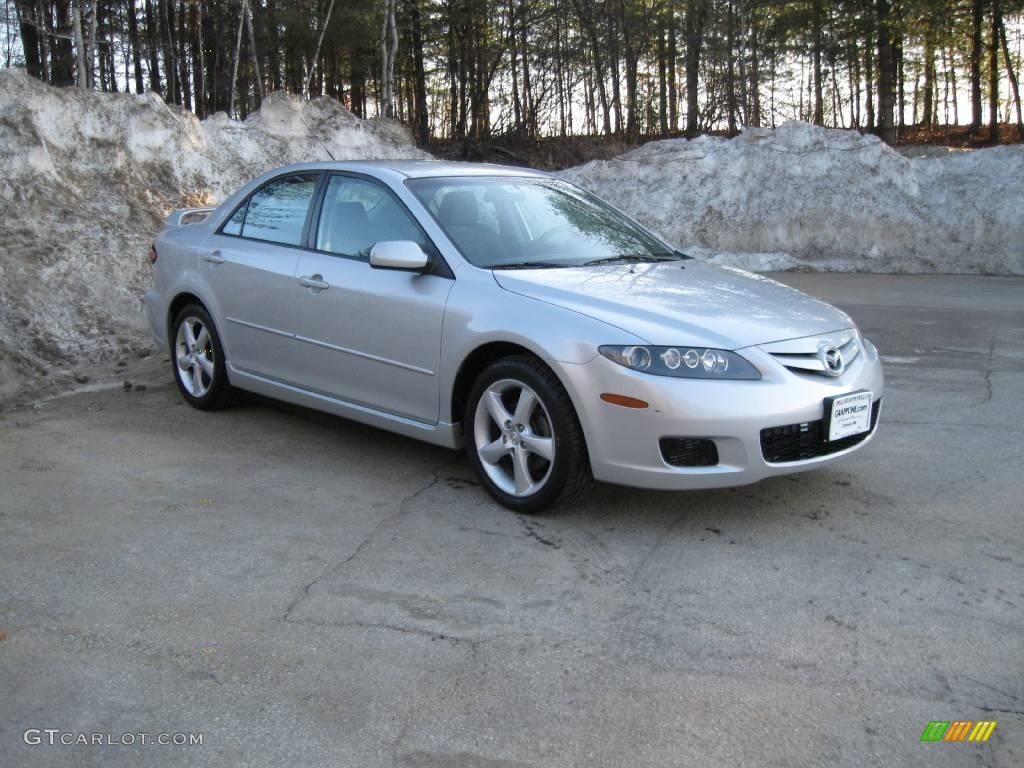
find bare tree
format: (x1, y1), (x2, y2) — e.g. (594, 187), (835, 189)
(303, 0), (336, 97)
(245, 0), (262, 99)
(999, 13), (1024, 140)
(380, 0), (398, 118)
(229, 0), (245, 116)
(71, 0), (86, 87)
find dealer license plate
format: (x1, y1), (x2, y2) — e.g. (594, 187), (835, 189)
(824, 391), (873, 442)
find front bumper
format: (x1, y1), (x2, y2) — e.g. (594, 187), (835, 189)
(551, 341), (884, 491)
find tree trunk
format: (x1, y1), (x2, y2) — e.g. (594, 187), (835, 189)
(894, 5), (904, 132)
(229, 0), (244, 116)
(408, 0), (429, 140)
(988, 0), (1000, 142)
(265, 0), (281, 91)
(970, 0), (983, 133)
(71, 0), (88, 87)
(573, 0), (611, 135)
(749, 17), (761, 127)
(998, 15), (1024, 141)
(177, 0), (192, 109)
(609, 14), (622, 134)
(685, 0), (704, 137)
(380, 0), (398, 119)
(162, 0), (178, 103)
(726, 0), (738, 132)
(876, 0), (895, 143)
(864, 24), (874, 131)
(811, 0), (823, 125)
(658, 23), (668, 135)
(144, 0), (161, 94)
(245, 0), (262, 103)
(126, 0), (144, 92)
(87, 0), (98, 88)
(49, 0), (75, 85)
(520, 19), (532, 136)
(191, 0), (204, 115)
(14, 0), (44, 80)
(922, 28), (935, 126)
(668, 15), (678, 131)
(303, 0), (336, 97)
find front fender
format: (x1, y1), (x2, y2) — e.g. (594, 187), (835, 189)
(438, 269), (645, 424)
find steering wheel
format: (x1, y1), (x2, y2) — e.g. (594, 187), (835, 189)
(533, 224), (576, 246)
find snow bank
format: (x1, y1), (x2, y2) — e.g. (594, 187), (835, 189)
(562, 122), (1024, 275)
(0, 69), (427, 401)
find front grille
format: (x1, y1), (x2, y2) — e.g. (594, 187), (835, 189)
(660, 437), (720, 467)
(764, 331), (861, 377)
(760, 400), (881, 463)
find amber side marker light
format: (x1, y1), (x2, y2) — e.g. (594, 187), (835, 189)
(600, 393), (649, 409)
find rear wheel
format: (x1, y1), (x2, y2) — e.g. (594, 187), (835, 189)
(465, 355), (591, 512)
(171, 304), (233, 410)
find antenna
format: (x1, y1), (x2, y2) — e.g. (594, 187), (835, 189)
(318, 140), (336, 161)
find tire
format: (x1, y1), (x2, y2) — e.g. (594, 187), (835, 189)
(465, 355), (592, 513)
(170, 303), (234, 411)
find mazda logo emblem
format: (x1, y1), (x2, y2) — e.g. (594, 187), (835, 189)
(820, 346), (844, 376)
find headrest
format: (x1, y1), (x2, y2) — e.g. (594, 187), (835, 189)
(439, 190), (478, 227)
(330, 201), (369, 229)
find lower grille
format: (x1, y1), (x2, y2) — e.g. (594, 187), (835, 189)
(660, 437), (720, 467)
(760, 400), (881, 463)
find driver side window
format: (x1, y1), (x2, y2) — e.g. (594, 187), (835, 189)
(315, 175), (427, 259)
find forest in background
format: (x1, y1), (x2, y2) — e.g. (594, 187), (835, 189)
(2, 0), (1023, 147)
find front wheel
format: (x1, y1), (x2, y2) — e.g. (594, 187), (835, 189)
(465, 356), (591, 512)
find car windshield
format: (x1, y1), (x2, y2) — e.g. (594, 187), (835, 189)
(406, 176), (678, 269)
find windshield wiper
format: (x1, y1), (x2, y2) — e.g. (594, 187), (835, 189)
(582, 253), (679, 266)
(490, 261), (575, 270)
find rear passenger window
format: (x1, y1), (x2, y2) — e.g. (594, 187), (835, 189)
(237, 174), (319, 246)
(222, 202), (247, 236)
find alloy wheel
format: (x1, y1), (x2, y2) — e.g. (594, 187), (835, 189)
(175, 316), (215, 398)
(473, 379), (555, 497)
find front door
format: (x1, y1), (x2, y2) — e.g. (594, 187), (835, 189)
(290, 174), (454, 424)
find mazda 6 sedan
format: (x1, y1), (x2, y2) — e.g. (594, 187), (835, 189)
(145, 160), (883, 511)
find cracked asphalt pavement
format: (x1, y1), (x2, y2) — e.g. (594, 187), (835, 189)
(2, 274), (1022, 767)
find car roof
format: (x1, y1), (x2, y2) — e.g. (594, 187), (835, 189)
(269, 159), (550, 180)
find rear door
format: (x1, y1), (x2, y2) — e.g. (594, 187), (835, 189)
(202, 172), (320, 383)
(290, 173), (454, 423)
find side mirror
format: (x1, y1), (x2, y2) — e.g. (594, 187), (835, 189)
(369, 241), (430, 272)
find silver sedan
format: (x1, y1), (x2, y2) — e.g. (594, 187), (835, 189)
(144, 161), (884, 511)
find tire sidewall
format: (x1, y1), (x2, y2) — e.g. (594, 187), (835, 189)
(171, 304), (229, 410)
(465, 358), (580, 513)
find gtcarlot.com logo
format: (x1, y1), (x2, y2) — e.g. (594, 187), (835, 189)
(24, 729), (203, 746)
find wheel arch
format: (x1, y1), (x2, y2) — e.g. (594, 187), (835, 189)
(167, 292), (207, 350)
(451, 341), (537, 430)
(449, 341), (593, 460)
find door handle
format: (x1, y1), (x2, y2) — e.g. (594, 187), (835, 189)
(298, 274), (329, 290)
(202, 250), (224, 264)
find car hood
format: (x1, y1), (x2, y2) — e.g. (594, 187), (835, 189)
(492, 260), (854, 349)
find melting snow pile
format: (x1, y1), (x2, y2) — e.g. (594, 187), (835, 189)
(0, 68), (427, 400)
(562, 122), (1024, 275)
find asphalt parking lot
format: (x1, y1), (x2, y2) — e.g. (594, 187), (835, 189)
(2, 273), (1022, 767)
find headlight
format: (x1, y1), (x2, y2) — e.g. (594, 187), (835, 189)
(598, 345), (761, 380)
